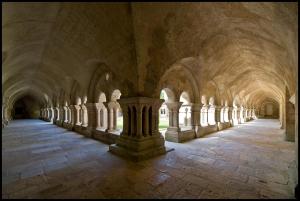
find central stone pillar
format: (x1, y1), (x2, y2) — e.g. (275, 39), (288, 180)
(164, 102), (183, 142)
(86, 103), (99, 137)
(58, 106), (64, 126)
(81, 104), (88, 127)
(109, 97), (170, 161)
(237, 107), (241, 124)
(53, 107), (59, 124)
(191, 103), (201, 137)
(215, 106), (221, 130)
(49, 108), (54, 122)
(240, 107), (245, 123)
(228, 107), (233, 126)
(68, 105), (76, 129)
(285, 96), (295, 142)
(251, 108), (257, 119)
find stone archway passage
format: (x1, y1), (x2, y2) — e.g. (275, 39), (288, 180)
(2, 118), (295, 199)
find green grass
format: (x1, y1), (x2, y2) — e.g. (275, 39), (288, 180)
(159, 118), (169, 129)
(116, 116), (169, 130)
(117, 116), (123, 129)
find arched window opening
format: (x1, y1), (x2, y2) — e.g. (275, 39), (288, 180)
(76, 97), (82, 125)
(208, 97), (216, 125)
(240, 106), (244, 122)
(159, 88), (174, 137)
(96, 92), (107, 130)
(64, 101), (69, 123)
(55, 106), (60, 121)
(81, 96), (88, 127)
(179, 92), (192, 130)
(111, 89), (123, 133)
(231, 104), (239, 125)
(224, 107), (229, 122)
(200, 95), (208, 127)
(67, 106), (71, 124)
(116, 107), (123, 131)
(220, 107), (224, 123)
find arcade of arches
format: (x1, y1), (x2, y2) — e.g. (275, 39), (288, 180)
(2, 2), (298, 199)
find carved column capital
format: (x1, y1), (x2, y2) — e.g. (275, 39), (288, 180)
(165, 102), (183, 111)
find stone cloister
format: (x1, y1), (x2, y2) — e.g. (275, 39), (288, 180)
(2, 2), (298, 199)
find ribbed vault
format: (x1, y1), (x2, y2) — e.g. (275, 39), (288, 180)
(2, 2), (297, 124)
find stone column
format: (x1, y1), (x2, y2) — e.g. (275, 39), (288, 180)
(191, 103), (201, 137)
(53, 107), (58, 123)
(86, 103), (99, 137)
(245, 108), (249, 121)
(240, 107), (245, 123)
(104, 102), (114, 132)
(215, 106), (221, 123)
(164, 102), (183, 142)
(67, 107), (72, 124)
(237, 107), (241, 124)
(109, 97), (168, 161)
(144, 105), (149, 136)
(228, 107), (233, 126)
(81, 104), (88, 127)
(122, 105), (129, 134)
(59, 106), (64, 126)
(69, 105), (76, 127)
(3, 104), (9, 127)
(136, 105), (143, 137)
(45, 108), (48, 120)
(63, 106), (68, 123)
(215, 106), (221, 130)
(5, 107), (9, 121)
(41, 108), (44, 120)
(74, 105), (81, 126)
(285, 95), (295, 142)
(49, 108), (54, 122)
(243, 108), (246, 121)
(113, 108), (118, 130)
(251, 108), (257, 119)
(96, 106), (101, 129)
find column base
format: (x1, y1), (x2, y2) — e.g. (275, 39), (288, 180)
(77, 126), (92, 137)
(93, 129), (119, 144)
(109, 133), (172, 161)
(56, 120), (64, 127)
(217, 122), (231, 131)
(197, 124), (218, 137)
(240, 118), (245, 123)
(232, 119), (239, 126)
(165, 127), (195, 143)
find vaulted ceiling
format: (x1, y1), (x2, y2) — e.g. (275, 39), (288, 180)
(2, 2), (298, 109)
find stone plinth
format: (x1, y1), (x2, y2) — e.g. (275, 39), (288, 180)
(109, 97), (172, 161)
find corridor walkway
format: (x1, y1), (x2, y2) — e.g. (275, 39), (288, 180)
(2, 119), (296, 199)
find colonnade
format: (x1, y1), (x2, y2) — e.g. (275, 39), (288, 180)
(162, 100), (257, 142)
(39, 100), (258, 140)
(4, 94), (294, 161)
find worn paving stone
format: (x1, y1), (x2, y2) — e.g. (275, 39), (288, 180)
(2, 119), (296, 199)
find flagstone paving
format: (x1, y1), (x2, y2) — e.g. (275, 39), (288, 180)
(2, 119), (296, 199)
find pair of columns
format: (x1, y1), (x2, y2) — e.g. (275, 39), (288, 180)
(40, 108), (53, 122)
(84, 102), (120, 133)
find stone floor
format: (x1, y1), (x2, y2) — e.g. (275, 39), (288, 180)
(2, 119), (296, 199)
